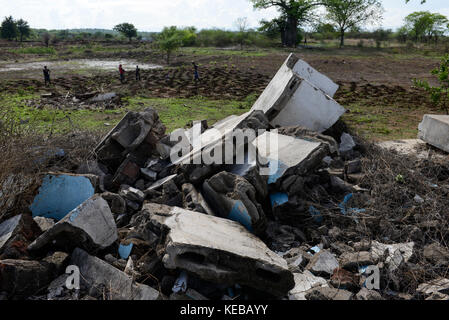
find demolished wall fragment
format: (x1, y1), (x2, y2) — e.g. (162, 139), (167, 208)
(139, 203), (294, 297)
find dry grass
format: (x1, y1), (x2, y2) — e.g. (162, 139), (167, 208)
(0, 107), (103, 222)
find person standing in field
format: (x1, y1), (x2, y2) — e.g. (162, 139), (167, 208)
(192, 62), (200, 82)
(135, 65), (141, 81)
(43, 66), (51, 86)
(119, 64), (125, 84)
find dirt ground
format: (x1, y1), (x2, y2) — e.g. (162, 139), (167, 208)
(0, 42), (444, 140)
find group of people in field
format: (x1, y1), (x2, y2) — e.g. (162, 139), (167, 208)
(42, 62), (200, 87)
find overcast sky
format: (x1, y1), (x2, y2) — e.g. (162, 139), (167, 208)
(1, 0), (449, 31)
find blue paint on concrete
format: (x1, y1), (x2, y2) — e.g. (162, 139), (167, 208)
(267, 160), (289, 185)
(69, 208), (81, 222)
(118, 243), (134, 260)
(270, 193), (289, 208)
(228, 200), (253, 232)
(30, 175), (95, 221)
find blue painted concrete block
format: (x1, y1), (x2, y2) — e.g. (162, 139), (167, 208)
(30, 175), (95, 221)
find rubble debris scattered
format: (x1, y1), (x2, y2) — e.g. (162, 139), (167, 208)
(2, 55), (448, 301)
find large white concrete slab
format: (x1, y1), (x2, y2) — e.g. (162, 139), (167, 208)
(418, 115), (449, 153)
(250, 54), (345, 133)
(270, 80), (345, 132)
(292, 57), (339, 97)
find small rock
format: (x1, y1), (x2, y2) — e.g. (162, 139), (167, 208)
(330, 268), (360, 292)
(340, 251), (378, 271)
(423, 243), (449, 265)
(119, 186), (145, 203)
(305, 287), (353, 300)
(306, 250), (339, 277)
(356, 287), (383, 300)
(33, 217), (55, 233)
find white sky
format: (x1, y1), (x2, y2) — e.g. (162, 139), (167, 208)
(1, 0), (449, 31)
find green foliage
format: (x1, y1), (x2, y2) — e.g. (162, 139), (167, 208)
(156, 26), (185, 64)
(1, 16), (18, 40)
(16, 19), (31, 42)
(250, 0), (323, 47)
(113, 23), (138, 41)
(403, 11), (448, 43)
(323, 0), (384, 47)
(414, 54), (449, 114)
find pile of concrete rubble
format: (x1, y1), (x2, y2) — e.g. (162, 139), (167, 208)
(1, 54), (449, 301)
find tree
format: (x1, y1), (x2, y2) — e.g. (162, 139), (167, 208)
(414, 54), (449, 114)
(42, 32), (51, 47)
(323, 0), (383, 47)
(403, 11), (448, 43)
(235, 17), (250, 49)
(259, 16), (289, 44)
(113, 23), (138, 42)
(156, 26), (184, 65)
(250, 0), (322, 47)
(0, 16), (18, 41)
(16, 19), (31, 42)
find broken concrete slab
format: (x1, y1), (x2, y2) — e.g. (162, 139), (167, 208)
(250, 54), (345, 132)
(0, 214), (41, 259)
(70, 248), (160, 300)
(29, 174), (96, 221)
(202, 171), (266, 234)
(292, 58), (339, 97)
(253, 131), (328, 185)
(339, 251), (378, 271)
(28, 195), (117, 254)
(418, 115), (449, 153)
(0, 252), (69, 297)
(288, 271), (328, 300)
(95, 107), (166, 169)
(141, 203), (294, 297)
(278, 126), (339, 155)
